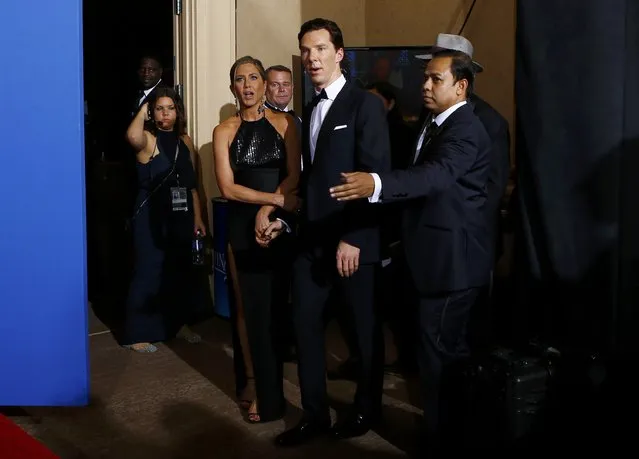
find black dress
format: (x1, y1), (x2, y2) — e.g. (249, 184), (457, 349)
(227, 116), (291, 422)
(122, 129), (197, 344)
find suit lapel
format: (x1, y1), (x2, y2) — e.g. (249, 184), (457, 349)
(314, 82), (352, 160)
(414, 103), (471, 165)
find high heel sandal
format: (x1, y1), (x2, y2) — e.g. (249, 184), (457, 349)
(247, 400), (260, 423)
(237, 377), (256, 411)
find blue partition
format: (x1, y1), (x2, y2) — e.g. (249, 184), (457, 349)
(0, 0), (89, 405)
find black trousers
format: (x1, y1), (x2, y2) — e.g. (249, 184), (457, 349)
(415, 287), (480, 438)
(292, 249), (384, 422)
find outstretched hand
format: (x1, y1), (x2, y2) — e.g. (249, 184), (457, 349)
(329, 172), (375, 201)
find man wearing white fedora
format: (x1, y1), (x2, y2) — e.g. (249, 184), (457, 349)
(417, 33), (511, 354)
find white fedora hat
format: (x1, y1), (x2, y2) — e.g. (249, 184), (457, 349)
(416, 33), (484, 73)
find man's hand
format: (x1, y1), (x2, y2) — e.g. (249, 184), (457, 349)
(329, 172), (375, 201)
(336, 240), (360, 277)
(256, 220), (285, 248)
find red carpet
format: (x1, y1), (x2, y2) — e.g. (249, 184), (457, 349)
(0, 414), (58, 459)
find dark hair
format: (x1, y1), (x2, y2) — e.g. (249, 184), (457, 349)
(146, 87), (186, 135)
(298, 18), (344, 51)
(139, 55), (162, 69)
(365, 81), (397, 104)
(431, 49), (475, 96)
(266, 65), (292, 76)
(229, 56), (267, 85)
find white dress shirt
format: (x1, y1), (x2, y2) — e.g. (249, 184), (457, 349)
(276, 75), (347, 232)
(138, 79), (163, 107)
(309, 74), (346, 164)
(369, 100), (468, 203)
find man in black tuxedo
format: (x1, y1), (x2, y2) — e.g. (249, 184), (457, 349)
(274, 18), (391, 447)
(131, 55), (165, 118)
(330, 49), (492, 449)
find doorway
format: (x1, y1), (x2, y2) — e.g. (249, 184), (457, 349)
(83, 0), (177, 331)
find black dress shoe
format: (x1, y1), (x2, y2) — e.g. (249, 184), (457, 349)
(275, 419), (331, 447)
(329, 413), (372, 440)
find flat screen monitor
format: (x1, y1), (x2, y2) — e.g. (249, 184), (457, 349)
(301, 46), (431, 121)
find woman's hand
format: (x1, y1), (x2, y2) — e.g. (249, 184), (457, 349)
(194, 217), (207, 236)
(255, 205), (275, 240)
(255, 220), (284, 248)
(140, 102), (150, 121)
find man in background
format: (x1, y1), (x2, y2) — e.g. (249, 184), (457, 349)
(265, 65), (302, 135)
(132, 55), (165, 117)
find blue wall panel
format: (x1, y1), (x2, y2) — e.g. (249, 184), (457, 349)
(0, 0), (89, 405)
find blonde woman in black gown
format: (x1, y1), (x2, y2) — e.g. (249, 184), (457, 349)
(213, 56), (300, 422)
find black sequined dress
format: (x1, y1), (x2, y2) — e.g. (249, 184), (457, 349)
(227, 116), (287, 250)
(227, 115), (290, 422)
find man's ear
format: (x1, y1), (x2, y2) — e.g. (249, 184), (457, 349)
(456, 79), (468, 96)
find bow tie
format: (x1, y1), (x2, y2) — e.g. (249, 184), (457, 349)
(311, 89), (328, 107)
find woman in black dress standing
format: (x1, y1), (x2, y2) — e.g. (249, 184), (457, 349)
(213, 56), (300, 422)
(123, 87), (206, 353)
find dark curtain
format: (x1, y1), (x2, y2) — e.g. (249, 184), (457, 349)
(507, 1), (639, 445)
(512, 0), (639, 356)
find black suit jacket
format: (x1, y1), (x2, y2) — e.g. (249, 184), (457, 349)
(299, 81), (391, 264)
(130, 82), (167, 118)
(416, 95), (511, 262)
(380, 102), (491, 294)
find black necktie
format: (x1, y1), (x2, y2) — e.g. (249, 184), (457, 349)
(414, 119), (439, 164)
(425, 119), (439, 140)
(311, 89), (328, 108)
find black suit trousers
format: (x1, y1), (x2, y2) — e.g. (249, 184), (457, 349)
(414, 287), (480, 438)
(292, 248), (384, 421)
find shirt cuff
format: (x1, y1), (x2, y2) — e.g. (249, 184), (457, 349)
(368, 173), (382, 203)
(276, 218), (292, 233)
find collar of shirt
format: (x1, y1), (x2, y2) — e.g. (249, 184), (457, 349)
(266, 100), (297, 114)
(144, 79), (162, 97)
(433, 100), (467, 126)
(315, 74), (346, 101)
